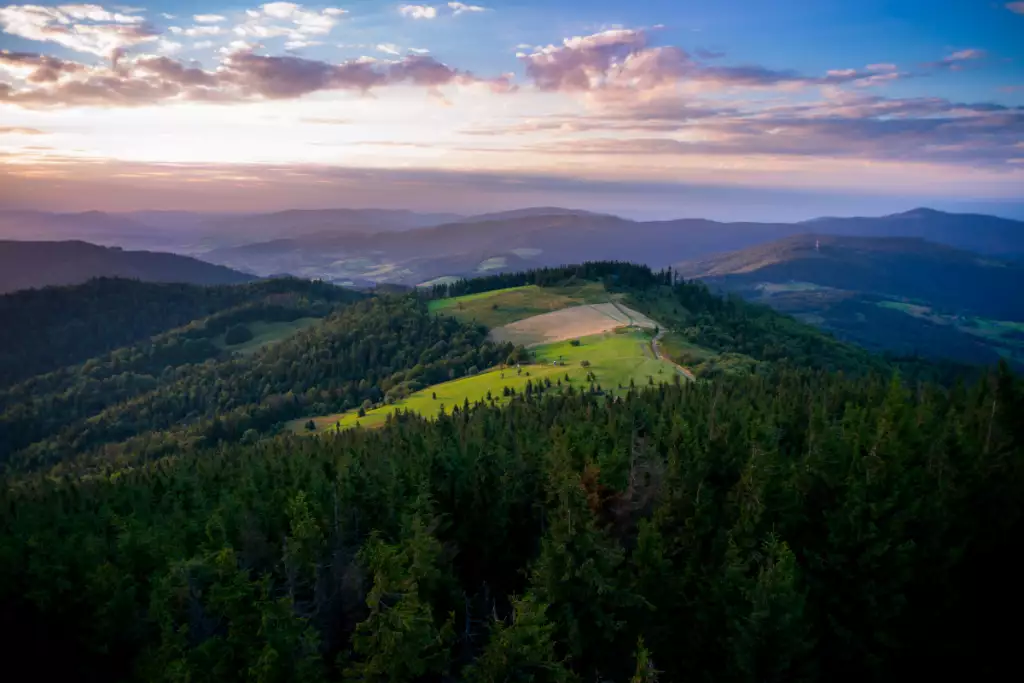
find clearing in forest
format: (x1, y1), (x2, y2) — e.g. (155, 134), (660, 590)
(290, 327), (689, 434)
(214, 318), (322, 356)
(429, 282), (610, 328)
(491, 302), (658, 347)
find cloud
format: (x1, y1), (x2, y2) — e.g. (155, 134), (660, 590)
(519, 29), (899, 95)
(0, 3), (158, 58)
(169, 25), (224, 37)
(927, 48), (987, 71)
(233, 3), (346, 40)
(133, 56), (218, 88)
(0, 51), (86, 83)
(156, 39), (183, 55)
(399, 5), (438, 19)
(284, 39), (322, 50)
(376, 43), (401, 56)
(520, 29), (651, 91)
(0, 126), (45, 134)
(194, 14), (226, 23)
(476, 92), (1024, 170)
(448, 2), (486, 14)
(0, 44), (515, 107)
(1007, 2), (1024, 14)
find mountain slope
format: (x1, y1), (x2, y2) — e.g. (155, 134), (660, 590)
(676, 234), (1024, 365)
(0, 240), (256, 293)
(0, 277), (349, 388)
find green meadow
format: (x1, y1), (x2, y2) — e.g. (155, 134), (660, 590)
(428, 282), (610, 328)
(290, 328), (687, 433)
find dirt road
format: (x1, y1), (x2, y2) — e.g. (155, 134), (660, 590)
(651, 326), (696, 381)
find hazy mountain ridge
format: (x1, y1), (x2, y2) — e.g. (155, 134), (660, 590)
(199, 207), (1024, 287)
(4, 206), (1023, 291)
(0, 240), (256, 294)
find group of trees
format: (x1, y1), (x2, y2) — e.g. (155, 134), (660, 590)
(0, 279), (361, 468)
(2, 364), (1021, 681)
(3, 295), (512, 475)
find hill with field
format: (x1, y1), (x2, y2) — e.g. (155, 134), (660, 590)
(1, 261), (943, 477)
(292, 281), (684, 433)
(676, 235), (1024, 366)
(1, 261), (1020, 683)
(1, 260), (1020, 683)
(0, 240), (256, 294)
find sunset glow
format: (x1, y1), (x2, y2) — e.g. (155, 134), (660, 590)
(1, 1), (1022, 215)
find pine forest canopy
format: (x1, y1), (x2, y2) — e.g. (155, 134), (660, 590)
(0, 260), (1020, 683)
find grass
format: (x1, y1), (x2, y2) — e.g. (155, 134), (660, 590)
(755, 281), (833, 295)
(877, 301), (935, 318)
(429, 282), (612, 329)
(878, 301), (1024, 342)
(289, 328), (688, 434)
(215, 318), (321, 356)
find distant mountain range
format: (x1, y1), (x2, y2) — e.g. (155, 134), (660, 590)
(0, 241), (255, 294)
(193, 207), (1024, 287)
(2, 205), (1023, 300)
(676, 234), (1024, 367)
(0, 208), (465, 253)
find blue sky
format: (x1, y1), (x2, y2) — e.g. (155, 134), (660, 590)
(0, 1), (1022, 217)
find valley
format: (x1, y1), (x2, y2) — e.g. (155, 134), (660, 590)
(677, 234), (1024, 367)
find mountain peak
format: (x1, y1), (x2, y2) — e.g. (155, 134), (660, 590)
(895, 207), (947, 218)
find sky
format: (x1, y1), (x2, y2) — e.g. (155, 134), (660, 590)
(0, 1), (1022, 219)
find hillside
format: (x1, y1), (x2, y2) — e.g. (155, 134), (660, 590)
(0, 277), (358, 389)
(0, 240), (256, 293)
(676, 235), (1024, 366)
(0, 261), (1019, 683)
(0, 261), (937, 477)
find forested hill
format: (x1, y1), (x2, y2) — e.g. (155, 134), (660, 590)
(0, 260), (1020, 682)
(0, 262), (972, 478)
(0, 277), (354, 387)
(0, 239), (255, 293)
(676, 234), (1024, 320)
(672, 236), (1024, 367)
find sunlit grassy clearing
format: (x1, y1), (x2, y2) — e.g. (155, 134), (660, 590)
(428, 283), (612, 328)
(290, 328), (686, 433)
(215, 318), (321, 356)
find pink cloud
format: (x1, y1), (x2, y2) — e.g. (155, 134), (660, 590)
(0, 48), (513, 107)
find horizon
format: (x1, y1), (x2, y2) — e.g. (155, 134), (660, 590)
(0, 1), (1022, 219)
(5, 202), (1024, 224)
